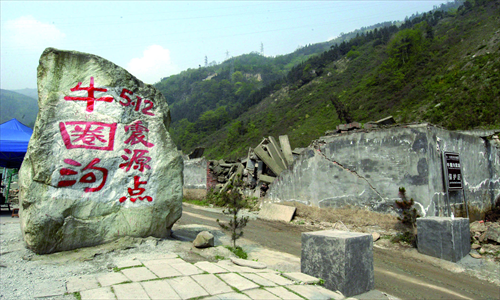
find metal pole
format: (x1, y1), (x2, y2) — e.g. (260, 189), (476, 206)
(442, 152), (452, 217)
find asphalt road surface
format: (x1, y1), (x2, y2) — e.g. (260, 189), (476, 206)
(178, 204), (500, 300)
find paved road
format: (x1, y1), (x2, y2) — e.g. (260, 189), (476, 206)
(178, 204), (500, 300)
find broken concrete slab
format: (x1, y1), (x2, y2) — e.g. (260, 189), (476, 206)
(279, 135), (295, 166)
(258, 203), (296, 222)
(268, 136), (288, 168)
(254, 145), (284, 176)
(258, 174), (276, 184)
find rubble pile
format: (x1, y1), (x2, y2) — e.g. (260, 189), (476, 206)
(206, 135), (303, 198)
(470, 221), (500, 260)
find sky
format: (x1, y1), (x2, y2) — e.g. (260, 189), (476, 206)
(1, 0), (450, 90)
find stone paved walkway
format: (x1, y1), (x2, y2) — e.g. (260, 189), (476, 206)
(65, 252), (350, 300)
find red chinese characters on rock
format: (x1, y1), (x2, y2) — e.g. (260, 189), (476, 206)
(119, 120), (155, 203)
(119, 89), (155, 116)
(57, 158), (108, 193)
(120, 149), (152, 172)
(124, 120), (155, 148)
(64, 77), (113, 112)
(119, 175), (152, 203)
(60, 121), (117, 150)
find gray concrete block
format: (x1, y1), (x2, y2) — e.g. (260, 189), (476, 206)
(417, 217), (471, 262)
(301, 230), (374, 297)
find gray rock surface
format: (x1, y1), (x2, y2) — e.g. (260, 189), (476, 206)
(484, 223), (500, 243)
(18, 48), (183, 254)
(193, 231), (215, 248)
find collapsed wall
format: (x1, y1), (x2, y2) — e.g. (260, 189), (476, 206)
(267, 124), (500, 218)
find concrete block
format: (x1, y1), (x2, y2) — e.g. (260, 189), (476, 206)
(112, 282), (150, 300)
(301, 230), (374, 297)
(417, 217), (471, 262)
(279, 135), (295, 166)
(80, 287), (116, 300)
(166, 276), (210, 299)
(121, 266), (157, 281)
(191, 273), (233, 295)
(258, 203), (296, 222)
(218, 273), (260, 291)
(244, 288), (281, 299)
(141, 280), (181, 300)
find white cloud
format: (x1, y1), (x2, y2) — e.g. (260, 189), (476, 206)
(3, 15), (65, 50)
(126, 45), (179, 84)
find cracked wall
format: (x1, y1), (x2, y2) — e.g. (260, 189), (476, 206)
(267, 124), (500, 218)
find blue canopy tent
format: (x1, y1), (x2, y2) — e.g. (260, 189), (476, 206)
(0, 119), (32, 210)
(0, 118), (33, 168)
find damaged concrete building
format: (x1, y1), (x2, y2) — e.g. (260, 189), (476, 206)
(183, 123), (499, 220)
(267, 124), (500, 219)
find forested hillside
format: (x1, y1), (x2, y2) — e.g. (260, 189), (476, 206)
(161, 0), (499, 159)
(0, 89), (38, 127)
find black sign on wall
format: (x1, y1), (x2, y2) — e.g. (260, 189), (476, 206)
(443, 152), (463, 190)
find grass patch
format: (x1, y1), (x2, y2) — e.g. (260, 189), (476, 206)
(113, 264), (144, 272)
(224, 246), (248, 259)
(214, 255), (225, 261)
(72, 292), (81, 300)
(183, 198), (210, 207)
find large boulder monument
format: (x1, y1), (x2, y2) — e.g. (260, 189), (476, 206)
(18, 48), (183, 254)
